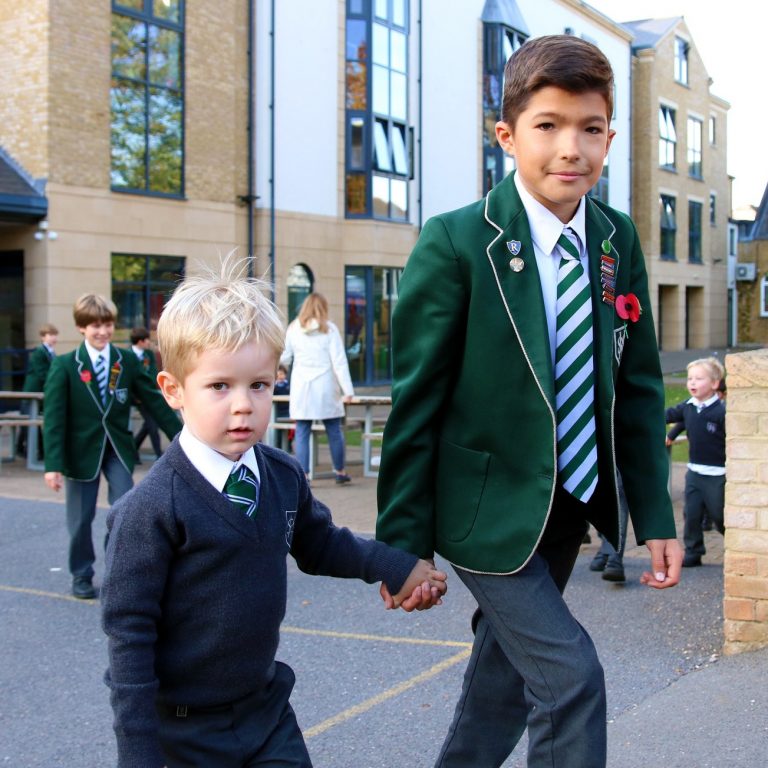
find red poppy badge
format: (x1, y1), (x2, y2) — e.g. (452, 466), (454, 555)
(615, 293), (641, 323)
(80, 370), (92, 383)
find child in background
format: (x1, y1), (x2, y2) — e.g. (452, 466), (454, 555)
(665, 357), (726, 567)
(101, 263), (446, 768)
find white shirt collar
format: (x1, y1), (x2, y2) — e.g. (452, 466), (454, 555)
(84, 340), (110, 366)
(688, 394), (720, 409)
(514, 172), (587, 257)
(179, 425), (261, 493)
(131, 344), (145, 358)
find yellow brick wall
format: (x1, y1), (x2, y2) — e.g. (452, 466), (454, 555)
(723, 349), (768, 654)
(0, 0), (50, 177)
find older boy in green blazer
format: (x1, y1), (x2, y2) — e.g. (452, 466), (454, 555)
(128, 326), (163, 460)
(377, 36), (682, 767)
(44, 295), (181, 599)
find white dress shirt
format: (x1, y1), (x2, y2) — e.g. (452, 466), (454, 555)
(513, 172), (590, 365)
(179, 425), (261, 493)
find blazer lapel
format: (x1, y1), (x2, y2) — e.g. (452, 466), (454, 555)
(75, 343), (105, 414)
(585, 197), (621, 397)
(484, 174), (555, 406)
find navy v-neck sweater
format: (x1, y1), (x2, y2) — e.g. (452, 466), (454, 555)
(102, 438), (418, 767)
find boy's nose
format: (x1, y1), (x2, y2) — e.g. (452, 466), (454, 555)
(231, 389), (254, 412)
(558, 129), (581, 159)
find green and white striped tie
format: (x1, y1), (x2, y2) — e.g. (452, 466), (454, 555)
(224, 464), (260, 518)
(554, 229), (598, 502)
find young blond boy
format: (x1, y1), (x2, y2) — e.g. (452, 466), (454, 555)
(377, 35), (682, 767)
(43, 295), (181, 599)
(666, 357), (726, 566)
(101, 265), (446, 768)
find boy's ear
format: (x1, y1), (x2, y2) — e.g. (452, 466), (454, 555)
(156, 370), (184, 410)
(495, 120), (515, 156)
(605, 128), (616, 156)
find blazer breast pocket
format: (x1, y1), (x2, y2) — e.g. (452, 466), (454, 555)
(434, 440), (490, 543)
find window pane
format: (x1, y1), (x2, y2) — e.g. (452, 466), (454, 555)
(345, 268), (367, 383)
(372, 174), (389, 217)
(391, 30), (406, 71)
(373, 267), (392, 380)
(390, 178), (407, 219)
(390, 71), (406, 120)
(113, 284), (147, 333)
(346, 62), (367, 109)
(391, 123), (407, 174)
(349, 116), (365, 169)
(111, 79), (147, 189)
(392, 0), (405, 27)
(348, 0), (364, 14)
(148, 26), (181, 88)
(373, 120), (391, 171)
(346, 173), (367, 214)
(153, 0), (181, 23)
(112, 15), (146, 80)
(372, 23), (389, 66)
(372, 64), (389, 114)
(148, 87), (182, 194)
(374, 0), (388, 20)
(346, 19), (367, 60)
(147, 255), (184, 283)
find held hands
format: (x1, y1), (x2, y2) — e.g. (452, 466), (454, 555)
(44, 471), (63, 492)
(640, 538), (683, 589)
(380, 559), (448, 612)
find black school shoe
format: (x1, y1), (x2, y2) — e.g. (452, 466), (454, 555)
(72, 578), (96, 600)
(334, 473), (352, 485)
(602, 561), (626, 582)
(589, 553), (608, 572)
(682, 554), (703, 568)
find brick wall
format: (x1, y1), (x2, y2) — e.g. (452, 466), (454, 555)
(723, 349), (768, 653)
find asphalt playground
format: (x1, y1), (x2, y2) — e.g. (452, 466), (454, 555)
(1, 439), (766, 767)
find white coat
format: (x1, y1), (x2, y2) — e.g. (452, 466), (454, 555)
(280, 319), (355, 420)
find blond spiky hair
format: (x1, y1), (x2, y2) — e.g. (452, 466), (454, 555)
(157, 255), (285, 381)
(686, 356), (725, 382)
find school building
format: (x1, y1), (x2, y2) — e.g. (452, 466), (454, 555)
(0, 0), (730, 392)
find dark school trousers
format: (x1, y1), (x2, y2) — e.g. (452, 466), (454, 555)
(683, 469), (725, 556)
(158, 662), (312, 768)
(435, 486), (607, 768)
(65, 444), (133, 581)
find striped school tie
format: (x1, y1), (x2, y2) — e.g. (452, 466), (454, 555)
(224, 465), (259, 518)
(554, 228), (598, 502)
(94, 354), (108, 405)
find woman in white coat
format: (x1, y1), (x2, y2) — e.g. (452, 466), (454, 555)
(281, 293), (355, 483)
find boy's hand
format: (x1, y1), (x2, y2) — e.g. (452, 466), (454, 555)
(640, 538), (683, 589)
(44, 471), (63, 492)
(664, 437), (674, 446)
(380, 559), (447, 611)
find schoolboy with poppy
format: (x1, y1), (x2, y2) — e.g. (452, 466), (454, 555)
(376, 35), (682, 767)
(43, 293), (182, 599)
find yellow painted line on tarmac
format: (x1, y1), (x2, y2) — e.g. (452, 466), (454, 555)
(0, 584), (95, 603)
(303, 648), (472, 739)
(282, 625), (471, 649)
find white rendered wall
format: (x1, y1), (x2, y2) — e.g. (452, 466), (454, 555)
(419, 0), (632, 222)
(255, 0), (339, 217)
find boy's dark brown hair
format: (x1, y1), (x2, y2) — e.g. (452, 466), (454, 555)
(501, 34), (614, 128)
(130, 327), (150, 345)
(39, 322), (59, 337)
(73, 293), (117, 328)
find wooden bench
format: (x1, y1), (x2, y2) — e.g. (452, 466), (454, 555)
(267, 420), (325, 479)
(0, 413), (45, 471)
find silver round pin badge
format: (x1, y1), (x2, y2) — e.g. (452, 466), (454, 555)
(509, 257), (524, 272)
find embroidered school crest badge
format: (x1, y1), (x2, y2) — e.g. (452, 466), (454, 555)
(613, 325), (628, 365)
(506, 240), (521, 256)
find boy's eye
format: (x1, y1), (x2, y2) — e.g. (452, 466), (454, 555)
(251, 381), (269, 391)
(210, 382), (227, 391)
(586, 126), (603, 135)
(537, 122), (554, 131)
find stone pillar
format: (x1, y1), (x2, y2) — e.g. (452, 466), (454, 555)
(723, 349), (768, 654)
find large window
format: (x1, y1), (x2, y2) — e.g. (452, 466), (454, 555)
(111, 1), (184, 196)
(111, 254), (185, 342)
(688, 201), (702, 263)
(687, 117), (702, 178)
(660, 195), (677, 260)
(483, 24), (526, 192)
(345, 266), (402, 384)
(658, 105), (677, 170)
(674, 37), (689, 85)
(345, 0), (410, 221)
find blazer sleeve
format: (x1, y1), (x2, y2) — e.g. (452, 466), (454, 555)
(130, 368), (182, 440)
(376, 216), (468, 559)
(42, 356), (69, 473)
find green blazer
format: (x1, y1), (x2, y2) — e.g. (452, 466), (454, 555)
(44, 342), (181, 481)
(23, 344), (54, 392)
(127, 346), (159, 404)
(376, 172), (676, 574)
